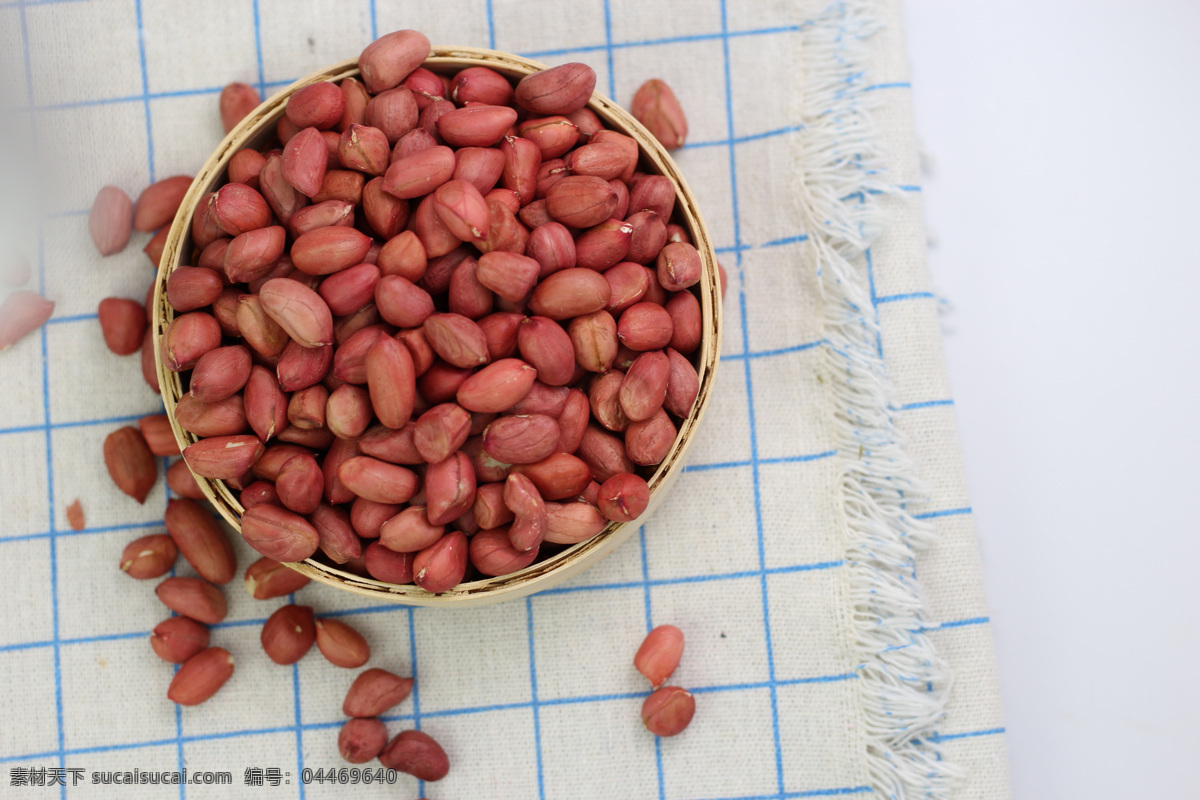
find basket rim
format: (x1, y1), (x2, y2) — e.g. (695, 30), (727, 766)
(152, 46), (723, 607)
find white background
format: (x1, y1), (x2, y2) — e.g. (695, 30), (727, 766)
(905, 1), (1200, 797)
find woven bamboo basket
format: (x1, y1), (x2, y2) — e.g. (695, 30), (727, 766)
(152, 47), (721, 606)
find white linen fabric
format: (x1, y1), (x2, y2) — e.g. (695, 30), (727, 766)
(0, 1), (1009, 797)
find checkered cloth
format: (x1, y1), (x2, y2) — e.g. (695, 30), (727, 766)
(0, 0), (1010, 798)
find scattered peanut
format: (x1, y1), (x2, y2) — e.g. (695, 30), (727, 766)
(641, 685), (695, 737)
(167, 647), (234, 706)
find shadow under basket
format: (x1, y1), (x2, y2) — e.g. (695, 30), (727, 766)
(152, 47), (722, 607)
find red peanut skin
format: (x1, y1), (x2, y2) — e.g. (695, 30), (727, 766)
(360, 423), (424, 465)
(413, 531), (469, 593)
(344, 668), (414, 717)
(665, 290), (702, 354)
(175, 394), (249, 438)
(134, 175), (192, 232)
(312, 503), (364, 563)
(437, 104), (519, 147)
(168, 647), (235, 706)
(155, 577), (227, 624)
(89, 185), (133, 255)
(376, 275), (434, 328)
(604, 262), (651, 314)
(104, 427), (157, 504)
(528, 268), (612, 320)
(473, 482), (515, 529)
(478, 311), (524, 361)
(483, 414), (560, 465)
(166, 267), (224, 313)
(287, 82), (345, 130)
(589, 370), (630, 432)
(424, 451), (476, 526)
(120, 534), (178, 579)
(213, 182), (272, 235)
(557, 388), (590, 453)
(166, 459), (206, 500)
(245, 364), (289, 442)
(339, 718), (389, 764)
(240, 504), (321, 563)
(245, 556), (312, 599)
(332, 325), (388, 384)
(515, 62), (597, 115)
(365, 335), (417, 429)
(277, 341), (332, 393)
(423, 313), (490, 369)
(240, 480), (279, 510)
(379, 729), (450, 781)
(510, 382), (569, 418)
(221, 82), (261, 133)
(362, 177), (409, 237)
(456, 358), (537, 413)
(413, 402), (473, 463)
(434, 178), (491, 243)
(338, 456), (419, 504)
(504, 472), (548, 552)
(641, 686), (696, 737)
(598, 472), (651, 523)
(364, 541), (416, 583)
(150, 616), (210, 664)
(275, 453), (324, 515)
(470, 526), (540, 576)
(618, 302), (674, 352)
(287, 198), (355, 238)
(528, 221), (577, 278)
(164, 498), (237, 584)
(358, 30), (431, 94)
(161, 312), (223, 371)
(183, 435), (264, 480)
(664, 347), (700, 418)
(315, 618), (370, 668)
(383, 145), (456, 199)
(291, 226), (373, 276)
(625, 408), (677, 467)
(577, 425), (634, 483)
(510, 452), (593, 500)
(228, 148), (265, 188)
(545, 175), (618, 228)
(517, 316), (576, 386)
(98, 298), (147, 355)
(379, 503), (446, 554)
(261, 604), (316, 664)
(620, 350), (671, 421)
(519, 116), (579, 159)
(543, 501), (608, 544)
(634, 624), (684, 688)
(631, 79), (688, 150)
(350, 497), (399, 538)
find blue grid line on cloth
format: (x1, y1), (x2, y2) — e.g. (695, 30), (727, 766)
(160, 461), (186, 800)
(714, 0), (784, 793)
(0, 3), (969, 798)
(17, 0), (69, 794)
(636, 526), (668, 800)
(525, 596), (546, 800)
(0, 671), (862, 765)
(914, 507), (973, 520)
(928, 727), (1005, 744)
(405, 605), (425, 798)
(876, 291), (935, 304)
(252, 0), (267, 100)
